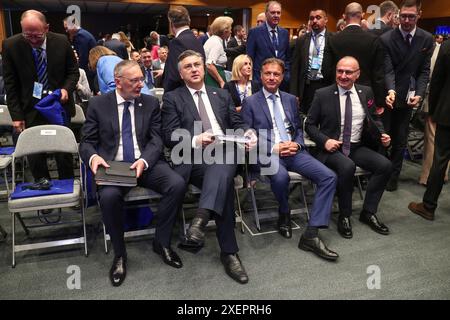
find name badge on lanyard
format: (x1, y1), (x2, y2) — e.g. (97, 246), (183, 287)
(33, 82), (44, 99)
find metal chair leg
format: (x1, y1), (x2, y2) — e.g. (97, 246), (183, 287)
(248, 184), (261, 231)
(102, 222), (108, 254)
(234, 188), (244, 234)
(11, 213), (16, 268)
(356, 176), (364, 200)
(299, 183), (310, 222)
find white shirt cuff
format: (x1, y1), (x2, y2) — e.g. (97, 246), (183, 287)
(192, 135), (201, 149)
(139, 158), (149, 170)
(88, 154), (98, 170)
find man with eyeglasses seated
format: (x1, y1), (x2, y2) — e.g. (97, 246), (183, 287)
(2, 10), (79, 187)
(306, 56), (392, 239)
(80, 60), (186, 287)
(380, 0), (434, 192)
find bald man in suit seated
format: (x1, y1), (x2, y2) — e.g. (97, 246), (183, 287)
(306, 56), (392, 239)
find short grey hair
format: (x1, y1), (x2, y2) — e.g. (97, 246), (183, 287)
(114, 60), (140, 77)
(177, 50), (204, 71)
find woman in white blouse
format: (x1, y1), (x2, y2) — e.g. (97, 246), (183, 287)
(203, 16), (233, 88)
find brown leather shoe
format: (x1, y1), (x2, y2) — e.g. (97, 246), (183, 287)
(408, 202), (435, 221)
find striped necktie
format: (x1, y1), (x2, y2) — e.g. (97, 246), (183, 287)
(35, 47), (49, 90)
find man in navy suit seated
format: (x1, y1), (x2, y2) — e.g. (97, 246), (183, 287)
(79, 60), (186, 287)
(241, 58), (339, 261)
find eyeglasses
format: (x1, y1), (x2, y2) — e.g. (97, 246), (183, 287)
(119, 76), (145, 85)
(22, 32), (46, 40)
(399, 14), (418, 21)
(336, 69), (359, 76)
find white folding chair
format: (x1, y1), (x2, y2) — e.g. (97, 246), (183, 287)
(8, 125), (87, 267)
(71, 104), (86, 125)
(0, 105), (14, 195)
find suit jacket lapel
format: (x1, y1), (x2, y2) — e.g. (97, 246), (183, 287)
(110, 92), (120, 148)
(279, 92), (294, 126)
(45, 33), (54, 83)
(181, 86), (201, 122)
(133, 96), (144, 151)
(206, 87), (226, 130)
(261, 26), (276, 56)
(258, 91), (273, 127)
(333, 85), (341, 128)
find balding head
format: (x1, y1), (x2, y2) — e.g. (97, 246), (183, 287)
(344, 2), (363, 23)
(336, 56), (360, 90)
(20, 10), (49, 48)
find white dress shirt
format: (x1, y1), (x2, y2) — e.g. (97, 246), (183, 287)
(263, 88), (292, 144)
(338, 85), (366, 143)
(188, 84), (224, 148)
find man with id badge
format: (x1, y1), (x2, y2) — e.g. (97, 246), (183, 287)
(2, 10), (79, 182)
(290, 9), (334, 115)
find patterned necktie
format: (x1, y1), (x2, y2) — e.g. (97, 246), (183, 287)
(122, 101), (135, 163)
(196, 91), (212, 132)
(270, 94), (289, 142)
(405, 33), (412, 47)
(309, 33), (322, 79)
(342, 91), (352, 157)
(35, 47), (49, 90)
(270, 29), (278, 56)
(146, 68), (154, 89)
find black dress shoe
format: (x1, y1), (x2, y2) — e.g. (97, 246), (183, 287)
(359, 213), (389, 235)
(186, 215), (209, 245)
(298, 235), (339, 261)
(109, 256), (127, 287)
(385, 177), (398, 192)
(277, 215), (292, 239)
(153, 241), (183, 269)
(220, 253), (249, 284)
(337, 216), (353, 239)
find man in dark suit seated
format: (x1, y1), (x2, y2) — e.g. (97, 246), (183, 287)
(306, 56), (392, 239)
(241, 58), (339, 261)
(79, 60), (186, 287)
(161, 50), (257, 284)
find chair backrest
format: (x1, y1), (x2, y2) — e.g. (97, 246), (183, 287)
(150, 88), (164, 104)
(0, 105), (13, 126)
(14, 125), (78, 158)
(71, 104), (86, 125)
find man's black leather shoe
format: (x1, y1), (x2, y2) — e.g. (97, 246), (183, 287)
(337, 216), (353, 239)
(298, 235), (339, 261)
(220, 253), (249, 284)
(386, 177), (398, 192)
(277, 215), (292, 239)
(109, 256), (127, 287)
(153, 241), (183, 269)
(186, 215), (209, 244)
(359, 213), (389, 235)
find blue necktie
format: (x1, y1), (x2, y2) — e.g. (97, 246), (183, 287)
(35, 48), (49, 90)
(342, 91), (352, 156)
(146, 68), (154, 89)
(270, 94), (289, 142)
(122, 101), (135, 163)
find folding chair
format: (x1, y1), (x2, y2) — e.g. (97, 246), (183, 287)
(71, 104), (86, 125)
(0, 105), (14, 196)
(8, 125), (87, 267)
(102, 186), (165, 254)
(183, 175), (245, 234)
(246, 169), (310, 233)
(150, 88), (164, 105)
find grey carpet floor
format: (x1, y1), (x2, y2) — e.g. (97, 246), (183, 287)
(0, 160), (449, 300)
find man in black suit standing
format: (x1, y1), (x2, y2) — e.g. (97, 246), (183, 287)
(370, 1), (399, 36)
(163, 5), (205, 93)
(2, 10), (79, 182)
(161, 50), (257, 284)
(329, 2), (386, 112)
(80, 60), (186, 287)
(408, 40), (450, 220)
(290, 8), (333, 115)
(306, 56), (392, 239)
(380, 0), (434, 191)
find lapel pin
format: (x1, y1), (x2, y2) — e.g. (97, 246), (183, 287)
(138, 103), (142, 107)
(358, 90), (362, 93)
(212, 91), (217, 95)
(334, 91), (338, 95)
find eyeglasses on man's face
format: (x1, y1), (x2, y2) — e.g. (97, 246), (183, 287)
(22, 32), (46, 40)
(336, 69), (359, 76)
(399, 14), (418, 21)
(119, 76), (145, 85)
